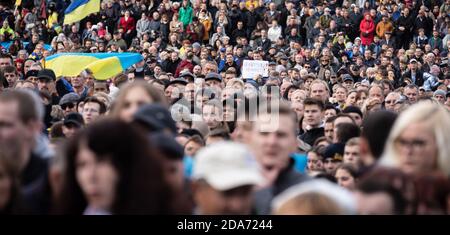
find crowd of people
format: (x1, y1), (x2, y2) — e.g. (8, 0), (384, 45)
(0, 0), (450, 215)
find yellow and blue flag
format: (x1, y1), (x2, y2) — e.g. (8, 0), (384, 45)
(44, 53), (144, 81)
(64, 0), (100, 25)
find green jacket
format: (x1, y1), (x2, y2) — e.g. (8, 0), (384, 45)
(179, 6), (193, 28)
(0, 26), (14, 38)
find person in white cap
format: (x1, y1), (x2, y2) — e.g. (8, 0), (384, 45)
(319, 7), (332, 28)
(191, 141), (264, 215)
(402, 58), (424, 87)
(272, 179), (356, 215)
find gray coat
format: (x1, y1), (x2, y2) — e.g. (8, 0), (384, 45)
(136, 19), (150, 37)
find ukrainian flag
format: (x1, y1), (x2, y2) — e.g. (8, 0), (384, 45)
(64, 0), (100, 25)
(44, 53), (143, 81)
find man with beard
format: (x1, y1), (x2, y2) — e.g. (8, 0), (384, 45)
(175, 45), (196, 78)
(186, 17), (204, 43)
(37, 69), (60, 105)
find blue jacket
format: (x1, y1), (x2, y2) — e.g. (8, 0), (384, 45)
(423, 72), (441, 91)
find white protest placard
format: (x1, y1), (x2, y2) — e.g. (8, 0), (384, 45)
(242, 60), (269, 79)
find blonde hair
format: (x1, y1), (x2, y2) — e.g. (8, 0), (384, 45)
(274, 192), (342, 215)
(380, 102), (450, 176)
(345, 137), (360, 147)
(226, 78), (244, 89)
(110, 80), (167, 117)
(309, 79), (331, 93)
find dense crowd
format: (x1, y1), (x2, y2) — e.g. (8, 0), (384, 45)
(0, 0), (450, 215)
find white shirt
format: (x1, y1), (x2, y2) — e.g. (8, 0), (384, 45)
(267, 26), (282, 42)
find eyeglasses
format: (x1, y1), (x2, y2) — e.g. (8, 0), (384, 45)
(61, 103), (75, 110)
(394, 138), (428, 152)
(384, 99), (396, 104)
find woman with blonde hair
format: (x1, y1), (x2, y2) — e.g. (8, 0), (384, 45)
(110, 81), (167, 122)
(380, 102), (450, 177)
(226, 78), (244, 90)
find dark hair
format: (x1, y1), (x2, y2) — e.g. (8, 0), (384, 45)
(334, 113), (356, 124)
(303, 98), (325, 110)
(55, 118), (178, 214)
(49, 121), (65, 140)
(335, 122), (360, 143)
(361, 110), (397, 159)
(357, 171), (407, 215)
(380, 79), (394, 91)
(180, 128), (203, 138)
(324, 104), (340, 114)
(325, 116), (337, 124)
(0, 53), (13, 65)
(413, 172), (450, 214)
(307, 145), (326, 158)
(314, 172), (337, 183)
(335, 164), (359, 179)
(83, 96), (107, 114)
(283, 84), (299, 100)
(342, 106), (363, 119)
(313, 136), (331, 147)
(2, 65), (18, 74)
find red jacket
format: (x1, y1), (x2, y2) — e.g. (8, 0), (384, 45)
(359, 15), (375, 46)
(118, 16), (136, 32)
(175, 59), (194, 78)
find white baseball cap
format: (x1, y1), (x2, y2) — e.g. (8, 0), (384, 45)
(272, 179), (357, 214)
(193, 142), (265, 191)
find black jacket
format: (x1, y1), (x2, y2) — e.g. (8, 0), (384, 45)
(395, 14), (414, 36)
(161, 58), (181, 74)
(231, 28), (247, 44)
(380, 38), (396, 48)
(254, 37), (272, 53)
(299, 127), (324, 146)
(21, 153), (48, 188)
(253, 159), (310, 215)
(401, 69), (424, 87)
(221, 61), (241, 76)
(245, 11), (259, 29)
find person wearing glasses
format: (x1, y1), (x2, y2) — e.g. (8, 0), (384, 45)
(59, 93), (80, 117)
(383, 92), (401, 112)
(380, 102), (450, 177)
